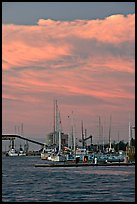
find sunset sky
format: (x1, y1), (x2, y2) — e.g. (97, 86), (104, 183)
(2, 2), (135, 145)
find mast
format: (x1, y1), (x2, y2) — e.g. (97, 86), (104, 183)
(102, 125), (104, 152)
(18, 125), (20, 135)
(72, 111), (76, 152)
(58, 131), (61, 152)
(98, 116), (101, 151)
(117, 131), (119, 152)
(71, 125), (73, 150)
(55, 100), (62, 153)
(54, 99), (59, 146)
(56, 100), (58, 145)
(70, 111), (74, 150)
(73, 125), (76, 153)
(67, 115), (71, 148)
(14, 125), (17, 134)
(108, 115), (112, 151)
(85, 128), (87, 147)
(58, 110), (62, 152)
(128, 121), (131, 147)
(53, 99), (56, 145)
(11, 139), (14, 149)
(81, 120), (84, 148)
(21, 123), (24, 136)
(53, 99), (58, 147)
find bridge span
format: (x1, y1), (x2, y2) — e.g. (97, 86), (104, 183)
(2, 134), (45, 147)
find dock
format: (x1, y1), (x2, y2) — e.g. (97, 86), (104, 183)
(34, 162), (135, 168)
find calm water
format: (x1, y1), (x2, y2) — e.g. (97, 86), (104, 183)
(2, 156), (135, 202)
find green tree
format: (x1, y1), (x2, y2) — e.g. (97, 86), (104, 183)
(130, 138), (135, 147)
(118, 140), (127, 151)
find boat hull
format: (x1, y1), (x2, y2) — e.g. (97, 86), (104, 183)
(41, 153), (49, 160)
(48, 154), (66, 162)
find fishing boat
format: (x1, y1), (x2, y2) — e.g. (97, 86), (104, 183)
(66, 150), (125, 164)
(6, 139), (19, 156)
(18, 151), (26, 156)
(18, 148), (26, 156)
(6, 148), (18, 156)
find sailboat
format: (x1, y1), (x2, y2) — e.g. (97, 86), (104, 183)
(41, 100), (66, 161)
(48, 131), (66, 162)
(18, 144), (26, 156)
(48, 100), (66, 162)
(6, 148), (18, 156)
(6, 140), (18, 156)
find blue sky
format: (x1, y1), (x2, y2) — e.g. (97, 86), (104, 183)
(2, 2), (135, 25)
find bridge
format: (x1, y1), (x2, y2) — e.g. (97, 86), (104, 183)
(2, 134), (45, 147)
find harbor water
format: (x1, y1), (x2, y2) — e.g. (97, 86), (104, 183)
(2, 156), (135, 202)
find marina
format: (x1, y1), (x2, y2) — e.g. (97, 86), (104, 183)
(2, 100), (135, 166)
(2, 2), (135, 202)
(38, 100), (135, 165)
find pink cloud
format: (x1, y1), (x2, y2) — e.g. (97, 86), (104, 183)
(38, 14), (134, 43)
(2, 14), (134, 71)
(2, 14), (135, 140)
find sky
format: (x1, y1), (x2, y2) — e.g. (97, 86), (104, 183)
(2, 2), (135, 146)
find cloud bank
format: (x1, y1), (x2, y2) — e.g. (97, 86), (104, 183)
(2, 14), (135, 140)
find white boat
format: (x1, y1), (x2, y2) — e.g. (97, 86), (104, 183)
(41, 152), (49, 160)
(48, 153), (66, 162)
(18, 150), (26, 156)
(6, 148), (18, 156)
(18, 145), (26, 156)
(41, 147), (53, 160)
